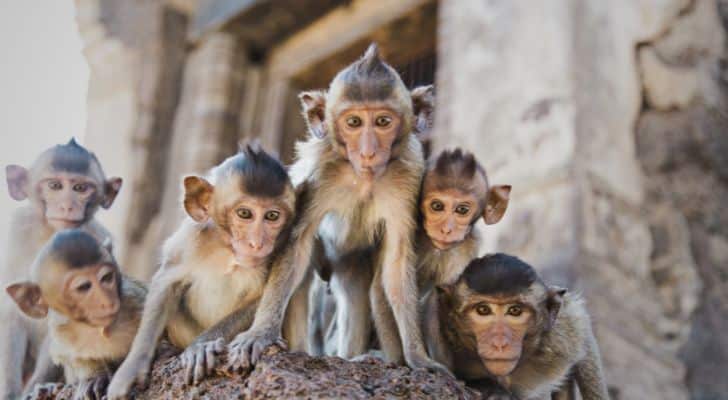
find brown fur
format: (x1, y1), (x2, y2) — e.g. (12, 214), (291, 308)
(0, 140), (120, 400)
(107, 148), (295, 398)
(438, 254), (610, 399)
(227, 44), (445, 373)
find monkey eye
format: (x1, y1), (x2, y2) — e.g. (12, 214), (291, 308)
(455, 205), (471, 215)
(72, 183), (89, 193)
(76, 282), (92, 293)
(345, 116), (362, 128)
(375, 115), (392, 127)
(236, 208), (253, 219)
(48, 180), (62, 191)
(264, 210), (280, 221)
(475, 304), (492, 316)
(100, 272), (115, 284)
(430, 200), (445, 212)
(507, 305), (523, 317)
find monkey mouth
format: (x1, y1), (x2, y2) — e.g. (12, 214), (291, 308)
(430, 238), (459, 250)
(88, 312), (119, 328)
(47, 218), (83, 229)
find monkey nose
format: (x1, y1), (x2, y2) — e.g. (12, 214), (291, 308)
(249, 241), (263, 250)
(491, 336), (509, 351)
(360, 151), (375, 160)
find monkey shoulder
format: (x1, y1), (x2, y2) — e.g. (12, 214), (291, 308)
(510, 294), (592, 397)
(289, 137), (329, 187)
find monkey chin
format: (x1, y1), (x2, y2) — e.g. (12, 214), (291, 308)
(482, 358), (520, 377)
(46, 218), (84, 230)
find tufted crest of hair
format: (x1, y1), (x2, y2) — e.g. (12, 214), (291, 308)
(48, 229), (105, 269)
(224, 144), (291, 199)
(462, 253), (542, 297)
(47, 137), (100, 175)
(426, 148), (489, 200)
(326, 43), (414, 137)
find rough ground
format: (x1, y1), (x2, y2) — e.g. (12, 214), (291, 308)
(50, 346), (478, 399)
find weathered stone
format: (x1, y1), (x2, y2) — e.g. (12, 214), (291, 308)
(639, 46), (699, 110)
(49, 348), (478, 400)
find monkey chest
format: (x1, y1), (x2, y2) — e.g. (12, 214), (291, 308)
(183, 268), (265, 328)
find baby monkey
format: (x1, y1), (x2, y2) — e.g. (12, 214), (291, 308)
(6, 229), (146, 400)
(107, 145), (296, 399)
(417, 149), (510, 367)
(436, 254), (610, 399)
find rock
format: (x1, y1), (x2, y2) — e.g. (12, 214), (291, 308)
(49, 347), (478, 399)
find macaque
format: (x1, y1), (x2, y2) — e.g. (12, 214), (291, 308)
(416, 149), (510, 367)
(5, 229), (145, 400)
(224, 44), (445, 373)
(435, 254), (610, 399)
(0, 139), (122, 399)
(106, 144), (296, 399)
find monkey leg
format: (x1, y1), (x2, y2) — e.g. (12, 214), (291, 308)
(330, 266), (372, 359)
(283, 268), (312, 353)
(306, 274), (330, 356)
(421, 291), (453, 370)
(370, 268), (404, 365)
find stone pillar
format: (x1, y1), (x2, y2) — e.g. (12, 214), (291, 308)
(75, 0), (188, 279)
(435, 1), (702, 398)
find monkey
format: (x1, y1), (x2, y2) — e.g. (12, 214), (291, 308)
(435, 253), (610, 399)
(0, 138), (122, 399)
(106, 144), (296, 399)
(224, 43), (447, 374)
(5, 229), (146, 400)
(415, 149), (511, 368)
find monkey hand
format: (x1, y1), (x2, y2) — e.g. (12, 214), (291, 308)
(23, 382), (63, 400)
(405, 351), (454, 378)
(181, 338), (224, 385)
(73, 374), (109, 400)
(106, 354), (152, 400)
(226, 328), (288, 372)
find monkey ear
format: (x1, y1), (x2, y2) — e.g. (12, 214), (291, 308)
(101, 177), (123, 209)
(411, 85), (435, 135)
(183, 176), (214, 223)
(299, 91), (327, 139)
(545, 286), (567, 331)
(5, 282), (48, 319)
(483, 185), (511, 225)
(5, 165), (29, 201)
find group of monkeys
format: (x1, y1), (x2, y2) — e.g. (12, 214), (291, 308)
(0, 44), (610, 399)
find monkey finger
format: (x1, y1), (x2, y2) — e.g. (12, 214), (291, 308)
(205, 343), (218, 374)
(193, 345), (207, 385)
(184, 353), (196, 385)
(93, 376), (109, 400)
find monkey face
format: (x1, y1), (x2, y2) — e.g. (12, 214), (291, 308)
(37, 172), (99, 229)
(335, 106), (402, 179)
(421, 189), (479, 250)
(464, 297), (533, 376)
(224, 196), (289, 264)
(59, 264), (121, 327)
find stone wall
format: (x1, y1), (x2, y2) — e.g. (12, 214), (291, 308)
(436, 0), (726, 398)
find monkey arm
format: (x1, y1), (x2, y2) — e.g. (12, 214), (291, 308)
(107, 271), (186, 399)
(422, 291), (454, 370)
(23, 336), (63, 393)
(194, 300), (260, 345)
(574, 327), (610, 400)
(226, 216), (321, 370)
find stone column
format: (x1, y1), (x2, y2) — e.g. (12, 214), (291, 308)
(75, 0), (188, 279)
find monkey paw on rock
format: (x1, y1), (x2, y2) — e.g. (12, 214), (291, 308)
(73, 374), (110, 400)
(23, 382), (63, 400)
(226, 328), (287, 372)
(180, 338), (225, 385)
(406, 352), (453, 377)
(106, 354), (152, 400)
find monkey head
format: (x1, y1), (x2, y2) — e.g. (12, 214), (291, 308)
(182, 144), (296, 265)
(438, 254), (565, 377)
(298, 43), (434, 180)
(421, 149), (511, 250)
(5, 138), (123, 230)
(6, 229), (122, 329)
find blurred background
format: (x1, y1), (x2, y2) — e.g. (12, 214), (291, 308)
(1, 1), (727, 399)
